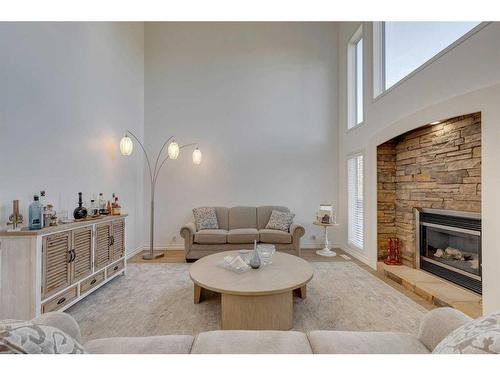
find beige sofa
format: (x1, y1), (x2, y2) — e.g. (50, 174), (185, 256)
(180, 206), (305, 261)
(28, 308), (473, 354)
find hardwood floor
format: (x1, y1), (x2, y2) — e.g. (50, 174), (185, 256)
(128, 247), (436, 311)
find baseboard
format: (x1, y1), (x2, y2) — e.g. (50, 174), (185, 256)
(341, 245), (369, 265)
(128, 242), (340, 259)
(302, 242), (340, 249)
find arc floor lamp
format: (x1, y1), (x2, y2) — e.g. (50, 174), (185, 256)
(120, 131), (202, 260)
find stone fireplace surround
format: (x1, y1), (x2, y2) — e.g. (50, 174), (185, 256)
(377, 112), (481, 267)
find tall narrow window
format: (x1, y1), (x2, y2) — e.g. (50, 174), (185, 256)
(348, 154), (364, 250)
(348, 26), (363, 129)
(355, 37), (363, 124)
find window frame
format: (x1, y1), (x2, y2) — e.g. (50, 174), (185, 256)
(347, 25), (364, 131)
(373, 22), (489, 100)
(347, 151), (365, 252)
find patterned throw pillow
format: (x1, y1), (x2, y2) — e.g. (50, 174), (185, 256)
(433, 311), (500, 354)
(265, 210), (295, 232)
(193, 207), (219, 231)
(0, 320), (86, 354)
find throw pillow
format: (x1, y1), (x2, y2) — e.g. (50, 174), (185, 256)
(433, 311), (500, 354)
(265, 210), (295, 232)
(0, 320), (86, 354)
(193, 207), (219, 231)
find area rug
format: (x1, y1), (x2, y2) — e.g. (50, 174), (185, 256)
(66, 262), (428, 343)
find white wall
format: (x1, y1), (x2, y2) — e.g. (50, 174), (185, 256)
(336, 22), (500, 313)
(144, 22), (338, 248)
(0, 22), (145, 254)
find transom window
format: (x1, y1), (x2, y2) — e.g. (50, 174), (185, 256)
(374, 22), (481, 95)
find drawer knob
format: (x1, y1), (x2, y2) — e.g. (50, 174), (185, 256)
(113, 266), (119, 271)
(90, 279), (97, 285)
(57, 297), (66, 305)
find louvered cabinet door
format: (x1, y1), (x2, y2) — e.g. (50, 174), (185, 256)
(42, 231), (71, 299)
(71, 226), (93, 283)
(111, 219), (125, 261)
(95, 223), (111, 271)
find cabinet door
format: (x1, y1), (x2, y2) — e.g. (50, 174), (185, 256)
(71, 226), (93, 282)
(95, 223), (111, 271)
(111, 219), (125, 261)
(42, 231), (71, 299)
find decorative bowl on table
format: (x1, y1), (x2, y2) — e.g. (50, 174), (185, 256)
(257, 244), (276, 265)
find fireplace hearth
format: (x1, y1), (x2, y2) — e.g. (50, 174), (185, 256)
(415, 208), (481, 294)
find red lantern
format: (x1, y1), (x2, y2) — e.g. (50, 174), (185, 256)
(384, 237), (401, 265)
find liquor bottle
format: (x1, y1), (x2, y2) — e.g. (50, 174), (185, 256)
(73, 192), (88, 220)
(90, 199), (98, 217)
(98, 193), (106, 214)
(40, 190), (47, 227)
(29, 195), (43, 230)
(113, 196), (121, 215)
(106, 200), (112, 215)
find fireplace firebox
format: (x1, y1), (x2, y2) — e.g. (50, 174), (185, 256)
(415, 208), (481, 294)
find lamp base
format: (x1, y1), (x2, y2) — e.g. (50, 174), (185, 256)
(142, 250), (165, 260)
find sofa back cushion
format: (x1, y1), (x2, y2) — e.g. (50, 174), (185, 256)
(214, 207), (229, 230)
(257, 206), (289, 229)
(228, 206), (257, 230)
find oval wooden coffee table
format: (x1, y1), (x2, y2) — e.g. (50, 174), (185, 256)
(189, 251), (314, 330)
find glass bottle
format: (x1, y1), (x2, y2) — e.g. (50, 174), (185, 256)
(73, 192), (88, 220)
(90, 199), (97, 217)
(98, 193), (105, 214)
(29, 195), (43, 230)
(40, 190), (47, 226)
(113, 196), (121, 215)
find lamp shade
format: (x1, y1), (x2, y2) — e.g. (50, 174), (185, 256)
(192, 147), (202, 165)
(168, 141), (179, 159)
(120, 135), (133, 156)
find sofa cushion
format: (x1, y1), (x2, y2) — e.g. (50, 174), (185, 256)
(191, 330), (312, 354)
(214, 207), (229, 230)
(265, 210), (295, 231)
(194, 229), (228, 244)
(433, 310), (500, 354)
(227, 228), (259, 244)
(257, 206), (289, 229)
(259, 229), (292, 244)
(85, 335), (194, 354)
(0, 319), (86, 354)
(193, 207), (219, 230)
(228, 206), (257, 230)
(307, 331), (430, 354)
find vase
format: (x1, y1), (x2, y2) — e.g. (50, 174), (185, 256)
(249, 248), (261, 269)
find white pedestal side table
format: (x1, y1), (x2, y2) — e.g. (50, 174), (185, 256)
(313, 221), (339, 257)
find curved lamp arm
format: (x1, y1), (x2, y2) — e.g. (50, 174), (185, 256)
(153, 142), (198, 185)
(126, 130), (153, 183)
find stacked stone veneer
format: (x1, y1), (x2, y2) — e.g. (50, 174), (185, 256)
(377, 113), (481, 266)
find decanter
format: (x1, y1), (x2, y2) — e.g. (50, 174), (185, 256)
(73, 192), (88, 220)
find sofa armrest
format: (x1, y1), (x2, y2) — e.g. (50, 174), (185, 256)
(31, 312), (82, 343)
(289, 223), (305, 238)
(180, 222), (197, 239)
(418, 307), (472, 351)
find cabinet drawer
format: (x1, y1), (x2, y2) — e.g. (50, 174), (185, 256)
(42, 286), (77, 313)
(106, 259), (124, 278)
(80, 270), (105, 294)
